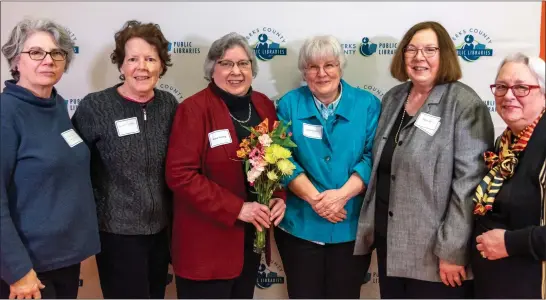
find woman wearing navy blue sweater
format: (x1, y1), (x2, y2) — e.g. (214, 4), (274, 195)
(0, 18), (100, 299)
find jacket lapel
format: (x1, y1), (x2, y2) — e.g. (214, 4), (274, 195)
(378, 82), (411, 141)
(404, 83), (449, 129)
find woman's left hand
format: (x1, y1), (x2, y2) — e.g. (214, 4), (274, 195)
(439, 259), (466, 287)
(269, 198), (286, 226)
(476, 229), (508, 260)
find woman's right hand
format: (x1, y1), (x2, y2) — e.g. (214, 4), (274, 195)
(9, 269), (45, 299)
(237, 202), (271, 232)
(308, 196), (347, 223)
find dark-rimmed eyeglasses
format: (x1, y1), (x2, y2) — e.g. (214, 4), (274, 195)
(21, 49), (67, 61)
(490, 84), (541, 97)
(403, 46), (439, 58)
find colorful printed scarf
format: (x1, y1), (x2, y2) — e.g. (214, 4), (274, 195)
(473, 109), (546, 215)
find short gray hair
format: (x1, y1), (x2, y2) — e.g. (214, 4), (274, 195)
(1, 18), (75, 81)
(496, 52), (545, 95)
(203, 32), (258, 81)
(298, 35), (347, 76)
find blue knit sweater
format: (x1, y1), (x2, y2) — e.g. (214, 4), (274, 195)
(0, 80), (100, 284)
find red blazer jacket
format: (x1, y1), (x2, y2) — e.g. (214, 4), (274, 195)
(166, 85), (285, 280)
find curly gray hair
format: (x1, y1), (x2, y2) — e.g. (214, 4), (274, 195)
(1, 18), (75, 81)
(203, 32), (258, 81)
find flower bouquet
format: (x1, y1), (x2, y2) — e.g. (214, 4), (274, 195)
(236, 118), (297, 254)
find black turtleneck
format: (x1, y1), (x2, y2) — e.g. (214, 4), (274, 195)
(210, 81), (262, 142)
(210, 80), (262, 246)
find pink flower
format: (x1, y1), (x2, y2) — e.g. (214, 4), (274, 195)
(247, 167), (263, 183)
(249, 147), (262, 160)
(249, 157), (267, 172)
(258, 134), (273, 147)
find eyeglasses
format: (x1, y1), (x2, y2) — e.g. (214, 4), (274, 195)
(217, 60), (252, 70)
(490, 84), (541, 97)
(305, 62), (340, 76)
(20, 49), (67, 61)
(404, 46), (439, 58)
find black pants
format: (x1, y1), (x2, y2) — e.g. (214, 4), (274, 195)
(274, 227), (371, 299)
(375, 234), (473, 299)
(0, 263), (80, 299)
(175, 236), (261, 299)
(95, 229), (170, 299)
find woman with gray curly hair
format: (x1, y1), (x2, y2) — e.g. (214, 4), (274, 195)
(0, 18), (100, 299)
(165, 32), (286, 299)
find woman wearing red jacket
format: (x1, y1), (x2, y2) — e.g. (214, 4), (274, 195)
(165, 32), (286, 299)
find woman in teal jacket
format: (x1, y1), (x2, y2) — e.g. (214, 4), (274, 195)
(275, 35), (381, 299)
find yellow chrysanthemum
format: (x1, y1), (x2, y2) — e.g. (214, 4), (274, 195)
(267, 171), (278, 181)
(276, 159), (296, 176)
(268, 144), (291, 159)
(264, 151), (277, 164)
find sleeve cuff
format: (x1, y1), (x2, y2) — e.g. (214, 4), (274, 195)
(504, 228), (531, 257)
(4, 264), (32, 285)
(353, 162), (371, 186)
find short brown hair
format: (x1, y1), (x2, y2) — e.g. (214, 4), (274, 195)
(110, 20), (172, 78)
(390, 21), (462, 84)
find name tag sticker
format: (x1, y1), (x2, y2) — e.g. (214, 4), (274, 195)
(415, 113), (441, 136)
(61, 129), (83, 148)
(115, 117), (140, 137)
(303, 123), (323, 139)
(208, 129), (232, 148)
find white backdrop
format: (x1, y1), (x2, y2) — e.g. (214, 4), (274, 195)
(1, 2), (542, 299)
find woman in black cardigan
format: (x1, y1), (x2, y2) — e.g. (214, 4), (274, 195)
(471, 53), (546, 299)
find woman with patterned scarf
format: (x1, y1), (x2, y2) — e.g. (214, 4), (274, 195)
(472, 53), (546, 299)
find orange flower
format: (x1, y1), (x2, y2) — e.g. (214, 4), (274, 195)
(236, 149), (248, 159)
(240, 138), (250, 148)
(273, 120), (280, 130)
(255, 118), (269, 134)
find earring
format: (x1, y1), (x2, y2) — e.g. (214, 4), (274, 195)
(119, 74), (125, 81)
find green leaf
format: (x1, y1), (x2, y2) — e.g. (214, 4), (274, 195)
(283, 139), (297, 148)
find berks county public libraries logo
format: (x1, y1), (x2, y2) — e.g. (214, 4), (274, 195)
(451, 28), (494, 62)
(245, 27), (288, 61)
(359, 37), (397, 57)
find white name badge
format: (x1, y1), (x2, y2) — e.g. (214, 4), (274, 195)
(303, 123), (323, 139)
(208, 129), (232, 148)
(61, 129), (83, 148)
(115, 117), (140, 137)
(415, 113), (441, 136)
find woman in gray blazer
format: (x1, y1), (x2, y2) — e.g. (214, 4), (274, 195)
(354, 21), (495, 298)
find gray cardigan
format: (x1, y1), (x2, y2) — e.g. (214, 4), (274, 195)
(354, 81), (495, 282)
(72, 84), (178, 235)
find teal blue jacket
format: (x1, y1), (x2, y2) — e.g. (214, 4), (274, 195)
(277, 79), (381, 244)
